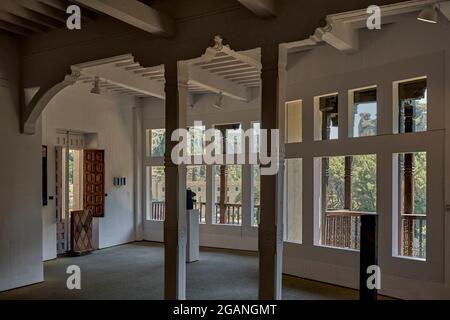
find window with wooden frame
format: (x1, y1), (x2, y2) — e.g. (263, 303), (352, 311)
(318, 154), (377, 250)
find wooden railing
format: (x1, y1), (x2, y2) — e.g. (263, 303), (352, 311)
(322, 210), (363, 250)
(401, 214), (426, 259)
(150, 201), (260, 226)
(150, 201), (165, 221)
(195, 202), (206, 223)
(215, 203), (242, 225)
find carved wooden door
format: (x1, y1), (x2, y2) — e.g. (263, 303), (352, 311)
(84, 150), (105, 218)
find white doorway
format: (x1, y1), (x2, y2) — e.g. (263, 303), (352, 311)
(55, 132), (85, 255)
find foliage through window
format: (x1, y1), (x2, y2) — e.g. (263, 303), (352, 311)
(397, 78), (427, 133)
(350, 87), (377, 137)
(214, 165), (242, 225)
(149, 129), (165, 157)
(397, 152), (427, 259)
(319, 154), (377, 250)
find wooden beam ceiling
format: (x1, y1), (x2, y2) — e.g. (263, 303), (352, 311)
(0, 0), (98, 36)
(71, 0), (174, 36)
(237, 0), (276, 18)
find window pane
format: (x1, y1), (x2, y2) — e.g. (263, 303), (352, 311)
(285, 158), (302, 243)
(315, 94), (338, 141)
(187, 126), (205, 156)
(214, 165), (242, 225)
(252, 122), (260, 154)
(226, 126), (242, 154)
(319, 154), (377, 250)
(252, 166), (260, 226)
(187, 165), (207, 223)
(350, 87), (377, 137)
(149, 129), (165, 157)
(286, 100), (302, 143)
(397, 78), (427, 133)
(397, 152), (427, 259)
(351, 155), (377, 213)
(214, 123), (241, 154)
(150, 166), (165, 221)
(68, 149), (83, 212)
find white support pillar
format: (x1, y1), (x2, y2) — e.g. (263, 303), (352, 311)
(164, 61), (188, 300)
(133, 103), (144, 240)
(206, 164), (214, 225)
(241, 120), (253, 228)
(258, 44), (286, 300)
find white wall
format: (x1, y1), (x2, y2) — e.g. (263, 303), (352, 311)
(41, 82), (137, 260)
(283, 14), (450, 299)
(0, 33), (43, 291)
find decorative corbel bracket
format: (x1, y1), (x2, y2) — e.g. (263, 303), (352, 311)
(21, 69), (81, 135)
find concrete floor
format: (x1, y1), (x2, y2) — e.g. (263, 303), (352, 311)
(0, 242), (362, 300)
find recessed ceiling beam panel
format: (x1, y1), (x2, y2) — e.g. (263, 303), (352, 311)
(72, 0), (174, 36)
(189, 65), (249, 102)
(79, 64), (165, 99)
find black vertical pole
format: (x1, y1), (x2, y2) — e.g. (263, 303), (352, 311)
(360, 214), (378, 300)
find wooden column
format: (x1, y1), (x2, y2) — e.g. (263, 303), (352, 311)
(164, 61), (187, 300)
(219, 127), (228, 224)
(403, 104), (414, 256)
(344, 156), (353, 210)
(259, 44), (284, 300)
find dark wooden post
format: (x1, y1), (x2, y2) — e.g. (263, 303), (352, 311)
(344, 156), (353, 210)
(259, 44), (284, 299)
(360, 214), (378, 300)
(403, 104), (414, 256)
(164, 62), (187, 300)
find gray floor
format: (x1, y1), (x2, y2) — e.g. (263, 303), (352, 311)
(0, 242), (363, 300)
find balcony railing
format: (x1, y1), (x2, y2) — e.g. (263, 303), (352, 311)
(150, 201), (262, 226)
(321, 210), (363, 250)
(150, 201), (206, 222)
(214, 203), (242, 225)
(194, 202), (206, 223)
(150, 201), (165, 221)
(400, 214), (426, 259)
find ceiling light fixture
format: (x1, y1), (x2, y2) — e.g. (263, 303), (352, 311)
(91, 76), (101, 95)
(417, 4), (438, 23)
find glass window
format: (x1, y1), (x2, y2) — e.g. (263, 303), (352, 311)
(214, 165), (242, 225)
(187, 125), (206, 156)
(252, 166), (260, 227)
(395, 152), (427, 259)
(315, 94), (339, 141)
(149, 166), (165, 221)
(187, 165), (207, 223)
(252, 122), (261, 154)
(286, 100), (302, 143)
(318, 154), (377, 250)
(285, 158), (302, 243)
(349, 87), (377, 137)
(147, 129), (165, 157)
(396, 78), (427, 134)
(214, 123), (242, 154)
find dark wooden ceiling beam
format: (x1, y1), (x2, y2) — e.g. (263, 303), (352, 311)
(0, 20), (32, 36)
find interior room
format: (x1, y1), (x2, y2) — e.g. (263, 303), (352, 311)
(0, 0), (450, 302)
